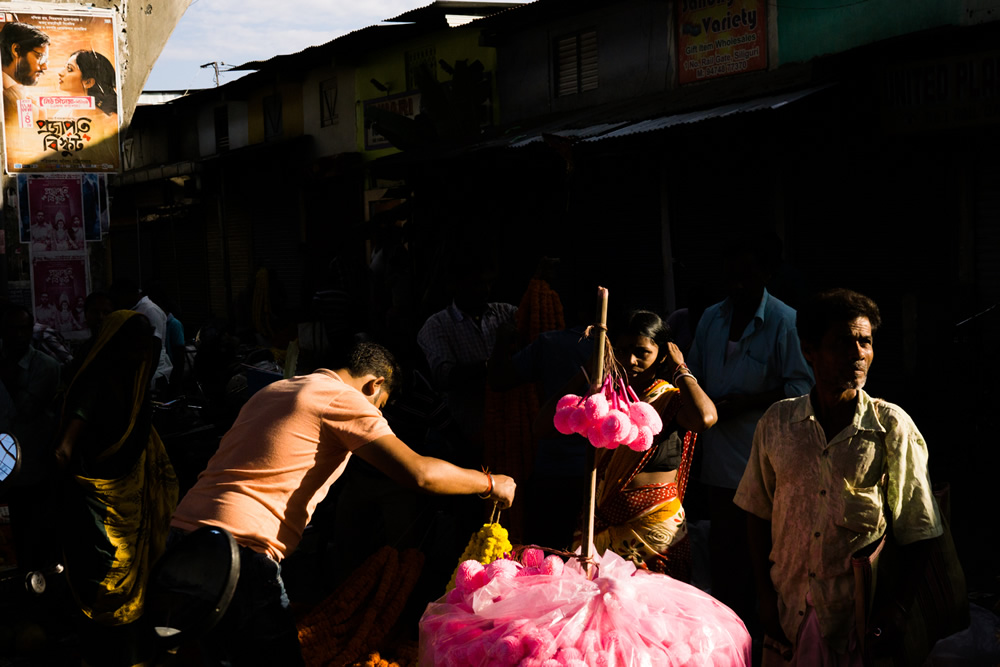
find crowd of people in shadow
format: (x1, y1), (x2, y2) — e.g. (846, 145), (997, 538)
(0, 224), (992, 665)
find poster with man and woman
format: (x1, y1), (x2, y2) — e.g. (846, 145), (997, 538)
(1, 7), (121, 173)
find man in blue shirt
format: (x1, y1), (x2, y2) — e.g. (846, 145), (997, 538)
(687, 236), (813, 635)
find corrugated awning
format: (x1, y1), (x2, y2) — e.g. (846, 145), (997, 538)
(500, 84), (832, 150)
(580, 84), (831, 143)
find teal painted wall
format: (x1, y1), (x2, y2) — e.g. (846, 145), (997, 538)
(777, 0), (966, 64)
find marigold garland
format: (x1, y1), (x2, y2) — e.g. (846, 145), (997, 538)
(445, 521), (512, 593)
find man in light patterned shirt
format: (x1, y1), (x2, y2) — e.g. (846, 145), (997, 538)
(735, 289), (943, 665)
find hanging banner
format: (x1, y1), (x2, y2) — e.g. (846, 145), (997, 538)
(31, 253), (88, 335)
(677, 0), (767, 85)
(1, 7), (120, 173)
(16, 172), (101, 245)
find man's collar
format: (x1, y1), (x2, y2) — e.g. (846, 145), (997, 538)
(719, 289), (769, 323)
(795, 388), (886, 435)
(2, 71), (18, 89)
(447, 301), (466, 323)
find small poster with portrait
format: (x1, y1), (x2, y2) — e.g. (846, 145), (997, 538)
(0, 6), (120, 173)
(31, 254), (89, 337)
(24, 174), (86, 254)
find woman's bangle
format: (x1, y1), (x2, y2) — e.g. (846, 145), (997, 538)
(674, 372), (697, 385)
(478, 472), (494, 499)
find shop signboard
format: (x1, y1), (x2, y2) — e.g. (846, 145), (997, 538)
(677, 0), (767, 85)
(364, 92), (421, 150)
(1, 6), (121, 173)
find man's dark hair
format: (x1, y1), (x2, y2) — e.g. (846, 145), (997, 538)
(0, 22), (49, 65)
(347, 341), (401, 394)
(796, 289), (881, 348)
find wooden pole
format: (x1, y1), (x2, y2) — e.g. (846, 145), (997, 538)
(581, 286), (608, 578)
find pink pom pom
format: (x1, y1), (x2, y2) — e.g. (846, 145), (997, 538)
(485, 558), (520, 582)
(624, 423), (638, 445)
(541, 554), (564, 576)
(489, 634), (526, 666)
(542, 660), (562, 667)
(629, 401), (663, 435)
(554, 408), (577, 435)
(587, 424), (610, 449)
(456, 560), (487, 592)
(599, 409), (632, 445)
(569, 409), (591, 435)
(519, 659), (545, 667)
(564, 661), (588, 667)
(556, 394), (582, 411)
(583, 393), (609, 421)
(523, 628), (557, 660)
(626, 425), (654, 452)
(522, 548), (545, 568)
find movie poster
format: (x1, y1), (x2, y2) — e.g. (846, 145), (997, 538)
(25, 174), (85, 254)
(0, 7), (120, 173)
(31, 254), (88, 336)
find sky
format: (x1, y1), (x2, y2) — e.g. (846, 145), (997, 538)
(144, 0), (437, 91)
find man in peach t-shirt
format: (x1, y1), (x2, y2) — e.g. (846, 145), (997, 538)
(171, 341), (515, 666)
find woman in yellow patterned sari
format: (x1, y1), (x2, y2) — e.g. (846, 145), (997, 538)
(54, 309), (178, 666)
(591, 310), (717, 581)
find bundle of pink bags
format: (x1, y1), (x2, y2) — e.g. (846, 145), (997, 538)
(553, 375), (664, 452)
(419, 548), (751, 667)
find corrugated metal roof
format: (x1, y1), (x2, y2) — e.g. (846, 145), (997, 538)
(579, 85), (831, 143)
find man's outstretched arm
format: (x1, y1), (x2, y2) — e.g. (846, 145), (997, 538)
(353, 434), (516, 508)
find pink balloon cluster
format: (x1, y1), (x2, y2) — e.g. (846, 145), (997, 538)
(419, 548), (751, 667)
(553, 379), (663, 451)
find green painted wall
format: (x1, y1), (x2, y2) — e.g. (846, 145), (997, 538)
(355, 28), (498, 160)
(777, 0), (966, 65)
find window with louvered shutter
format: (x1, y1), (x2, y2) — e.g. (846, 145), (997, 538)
(555, 29), (598, 96)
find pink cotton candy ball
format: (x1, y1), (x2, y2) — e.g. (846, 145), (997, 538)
(587, 424), (611, 448)
(569, 408), (592, 436)
(485, 558), (521, 582)
(583, 393), (609, 421)
(599, 409), (632, 445)
(626, 425), (654, 452)
(629, 401), (663, 434)
(489, 634), (527, 666)
(557, 394), (583, 412)
(522, 547), (545, 568)
(523, 628), (557, 660)
(554, 408), (578, 435)
(541, 554), (565, 576)
(466, 641), (489, 666)
(456, 559), (487, 592)
(668, 642), (692, 663)
(557, 647), (583, 663)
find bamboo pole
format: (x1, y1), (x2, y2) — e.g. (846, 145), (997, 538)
(581, 286), (609, 578)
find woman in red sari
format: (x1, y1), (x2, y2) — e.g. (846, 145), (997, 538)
(591, 310), (717, 581)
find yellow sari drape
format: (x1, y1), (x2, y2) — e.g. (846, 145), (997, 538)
(63, 310), (178, 625)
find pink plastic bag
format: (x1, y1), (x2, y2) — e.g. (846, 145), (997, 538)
(420, 548), (751, 667)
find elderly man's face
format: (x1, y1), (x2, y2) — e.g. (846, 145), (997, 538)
(806, 317), (874, 393)
(13, 43), (47, 86)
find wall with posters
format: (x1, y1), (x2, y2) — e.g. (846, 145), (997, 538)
(0, 8), (121, 173)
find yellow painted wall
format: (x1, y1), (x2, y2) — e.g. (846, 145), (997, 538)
(247, 80), (305, 145)
(355, 28), (499, 160)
